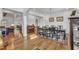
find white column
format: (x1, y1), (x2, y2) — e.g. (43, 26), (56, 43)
(0, 8), (3, 36)
(22, 13), (28, 49)
(22, 14), (27, 37)
(22, 8), (30, 49)
(0, 8), (3, 25)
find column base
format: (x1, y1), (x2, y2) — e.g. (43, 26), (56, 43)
(23, 36), (28, 50)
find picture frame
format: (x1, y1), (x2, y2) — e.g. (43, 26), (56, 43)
(56, 16), (63, 22)
(49, 17), (54, 22)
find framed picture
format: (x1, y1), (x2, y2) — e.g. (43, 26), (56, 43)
(56, 16), (63, 22)
(49, 17), (54, 22)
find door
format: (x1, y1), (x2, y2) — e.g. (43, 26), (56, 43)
(73, 22), (79, 50)
(70, 17), (79, 50)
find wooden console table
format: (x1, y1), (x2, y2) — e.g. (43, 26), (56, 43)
(27, 25), (35, 33)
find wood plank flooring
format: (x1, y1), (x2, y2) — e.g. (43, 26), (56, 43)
(27, 33), (68, 50)
(0, 33), (68, 50)
(1, 32), (24, 50)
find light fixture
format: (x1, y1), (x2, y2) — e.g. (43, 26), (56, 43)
(49, 8), (52, 17)
(49, 8), (54, 22)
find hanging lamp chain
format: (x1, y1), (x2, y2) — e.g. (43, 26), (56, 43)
(50, 8), (52, 17)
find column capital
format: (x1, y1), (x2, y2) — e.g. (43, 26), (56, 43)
(23, 8), (32, 16)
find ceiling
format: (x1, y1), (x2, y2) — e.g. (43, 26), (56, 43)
(30, 8), (75, 16)
(4, 8), (77, 16)
(7, 8), (28, 13)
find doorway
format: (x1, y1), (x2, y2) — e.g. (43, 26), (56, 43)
(0, 8), (24, 50)
(69, 17), (79, 50)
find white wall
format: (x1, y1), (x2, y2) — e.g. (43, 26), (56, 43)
(1, 15), (23, 26)
(27, 15), (36, 25)
(38, 17), (48, 27)
(50, 11), (71, 33)
(27, 15), (42, 26)
(38, 10), (72, 33)
(27, 9), (79, 33)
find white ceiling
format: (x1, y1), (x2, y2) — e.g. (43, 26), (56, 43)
(30, 8), (73, 16)
(4, 8), (77, 16)
(7, 8), (28, 13)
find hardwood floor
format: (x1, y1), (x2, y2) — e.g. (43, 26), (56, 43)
(0, 32), (68, 50)
(1, 32), (24, 50)
(27, 33), (68, 50)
